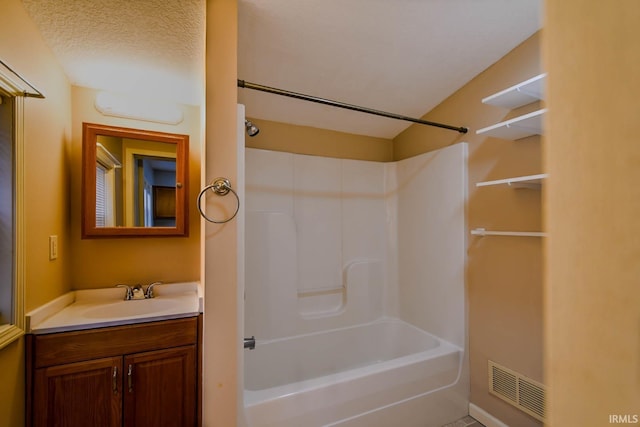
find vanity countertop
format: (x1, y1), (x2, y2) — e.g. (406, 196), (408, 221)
(26, 282), (202, 334)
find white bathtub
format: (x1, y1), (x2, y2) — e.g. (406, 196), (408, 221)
(243, 318), (465, 427)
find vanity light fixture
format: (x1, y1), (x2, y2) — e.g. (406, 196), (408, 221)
(94, 91), (184, 125)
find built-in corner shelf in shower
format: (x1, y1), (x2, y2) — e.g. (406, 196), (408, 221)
(471, 228), (547, 238)
(476, 173), (548, 190)
(476, 109), (547, 140)
(482, 73), (546, 109)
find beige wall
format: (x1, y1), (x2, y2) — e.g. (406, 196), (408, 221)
(245, 117), (393, 162)
(544, 2), (640, 426)
(0, 0), (73, 425)
(69, 86), (201, 289)
(204, 0), (239, 425)
(1, 4), (73, 315)
(0, 338), (25, 427)
(395, 33), (544, 426)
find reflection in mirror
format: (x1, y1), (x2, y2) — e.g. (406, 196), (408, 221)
(83, 123), (188, 238)
(95, 135), (177, 227)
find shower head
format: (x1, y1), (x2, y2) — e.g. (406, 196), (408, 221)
(245, 120), (260, 137)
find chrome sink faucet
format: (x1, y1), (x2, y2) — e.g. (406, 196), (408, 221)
(116, 284), (134, 300)
(145, 281), (162, 299)
(116, 281), (162, 300)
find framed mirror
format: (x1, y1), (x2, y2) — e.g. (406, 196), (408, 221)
(82, 122), (189, 238)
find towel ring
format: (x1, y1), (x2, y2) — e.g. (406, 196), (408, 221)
(197, 177), (240, 224)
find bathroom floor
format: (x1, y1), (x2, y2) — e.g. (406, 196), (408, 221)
(441, 415), (485, 427)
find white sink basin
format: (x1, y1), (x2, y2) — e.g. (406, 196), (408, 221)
(26, 282), (202, 334)
(82, 298), (177, 319)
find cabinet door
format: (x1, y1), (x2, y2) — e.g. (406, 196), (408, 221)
(33, 356), (122, 427)
(123, 345), (196, 427)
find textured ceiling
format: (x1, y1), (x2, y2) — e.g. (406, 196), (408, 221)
(21, 0), (205, 106)
(21, 0), (541, 138)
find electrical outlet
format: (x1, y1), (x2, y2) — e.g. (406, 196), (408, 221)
(49, 235), (58, 260)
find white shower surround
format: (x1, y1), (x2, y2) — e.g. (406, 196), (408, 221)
(244, 143), (468, 426)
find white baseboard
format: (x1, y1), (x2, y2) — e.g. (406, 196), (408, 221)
(469, 403), (509, 427)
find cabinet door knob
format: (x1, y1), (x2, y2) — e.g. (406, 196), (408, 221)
(112, 366), (118, 394)
(128, 364), (133, 393)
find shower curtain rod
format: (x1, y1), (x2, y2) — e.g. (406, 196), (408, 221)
(237, 79), (468, 134)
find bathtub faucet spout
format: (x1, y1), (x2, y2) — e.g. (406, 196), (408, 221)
(244, 336), (256, 350)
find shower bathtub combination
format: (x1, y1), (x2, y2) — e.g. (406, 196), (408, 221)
(244, 318), (464, 427)
(242, 143), (468, 427)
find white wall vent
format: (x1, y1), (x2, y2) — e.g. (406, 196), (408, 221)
(488, 360), (546, 422)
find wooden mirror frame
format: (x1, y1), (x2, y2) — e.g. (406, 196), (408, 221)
(82, 122), (189, 238)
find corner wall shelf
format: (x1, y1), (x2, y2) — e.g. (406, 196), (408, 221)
(476, 173), (548, 189)
(473, 74), (547, 239)
(471, 228), (546, 237)
(476, 109), (547, 140)
(482, 73), (546, 109)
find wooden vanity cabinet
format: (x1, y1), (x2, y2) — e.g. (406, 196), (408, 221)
(123, 346), (196, 427)
(26, 316), (202, 427)
(33, 356), (123, 427)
